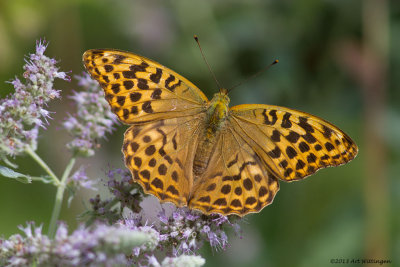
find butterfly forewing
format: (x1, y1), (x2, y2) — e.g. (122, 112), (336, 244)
(83, 49), (208, 124)
(229, 104), (358, 181)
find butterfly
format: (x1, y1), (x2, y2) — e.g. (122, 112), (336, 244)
(83, 48), (358, 216)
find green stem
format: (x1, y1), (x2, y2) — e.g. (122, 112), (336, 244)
(48, 157), (76, 238)
(25, 146), (60, 186)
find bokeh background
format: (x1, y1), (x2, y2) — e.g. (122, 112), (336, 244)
(0, 0), (398, 266)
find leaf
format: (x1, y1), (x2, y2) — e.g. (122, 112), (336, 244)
(0, 157), (18, 168)
(0, 165), (32, 184)
(36, 175), (55, 184)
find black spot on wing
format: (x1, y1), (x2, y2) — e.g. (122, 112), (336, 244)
(298, 117), (314, 133)
(151, 89), (162, 99)
(137, 78), (149, 89)
(322, 125), (333, 138)
(130, 62), (149, 72)
(267, 146), (281, 159)
(150, 68), (162, 84)
(113, 54), (126, 64)
(104, 65), (114, 72)
(271, 130), (281, 142)
(142, 101), (153, 113)
(130, 92), (141, 102)
(123, 109), (129, 120)
(263, 109), (278, 125)
(303, 132), (317, 144)
(116, 96), (126, 106)
(172, 133), (178, 150)
(123, 71), (136, 79)
(102, 75), (110, 83)
(286, 147), (297, 159)
(111, 83), (120, 94)
(165, 74), (182, 91)
(286, 131), (300, 143)
(151, 178), (164, 190)
(227, 154), (239, 168)
(298, 141), (310, 152)
(123, 80), (134, 89)
(281, 112), (292, 128)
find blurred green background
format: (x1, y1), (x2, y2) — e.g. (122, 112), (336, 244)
(0, 0), (399, 266)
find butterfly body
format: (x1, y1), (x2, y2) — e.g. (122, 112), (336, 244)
(83, 49), (358, 217)
(193, 91), (230, 178)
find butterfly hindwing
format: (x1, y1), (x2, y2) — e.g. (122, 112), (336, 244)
(189, 126), (280, 215)
(123, 115), (206, 207)
(229, 104), (358, 181)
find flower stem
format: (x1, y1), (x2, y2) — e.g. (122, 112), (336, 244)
(48, 157), (76, 238)
(25, 146), (60, 186)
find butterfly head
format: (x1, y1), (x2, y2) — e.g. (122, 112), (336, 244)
(220, 88), (228, 95)
(210, 90), (230, 108)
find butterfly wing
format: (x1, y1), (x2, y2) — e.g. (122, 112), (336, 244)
(83, 49), (210, 206)
(228, 104), (358, 181)
(123, 114), (206, 207)
(83, 49), (208, 124)
(189, 104), (358, 216)
(188, 126), (280, 216)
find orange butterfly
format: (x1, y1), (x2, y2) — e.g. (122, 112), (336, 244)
(83, 48), (358, 216)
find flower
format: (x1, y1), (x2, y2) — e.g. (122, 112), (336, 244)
(161, 255), (205, 267)
(82, 169), (143, 225)
(63, 73), (119, 157)
(155, 208), (236, 255)
(147, 254), (206, 267)
(120, 223), (160, 256)
(68, 166), (97, 191)
(0, 40), (69, 161)
(83, 168), (243, 265)
(0, 222), (158, 266)
(84, 194), (120, 225)
(106, 168), (143, 213)
(117, 198), (240, 265)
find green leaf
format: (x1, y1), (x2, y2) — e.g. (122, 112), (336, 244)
(0, 165), (32, 184)
(0, 157), (18, 168)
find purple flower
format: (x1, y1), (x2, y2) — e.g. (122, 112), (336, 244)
(157, 209), (169, 224)
(155, 208), (236, 254)
(62, 73), (118, 157)
(83, 168), (242, 265)
(68, 166), (97, 191)
(34, 40), (47, 56)
(0, 222), (158, 266)
(0, 40), (69, 160)
(121, 203), (239, 258)
(120, 222), (159, 256)
(105, 168), (143, 213)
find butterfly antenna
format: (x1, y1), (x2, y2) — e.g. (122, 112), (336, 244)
(227, 59), (279, 93)
(194, 35), (223, 92)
